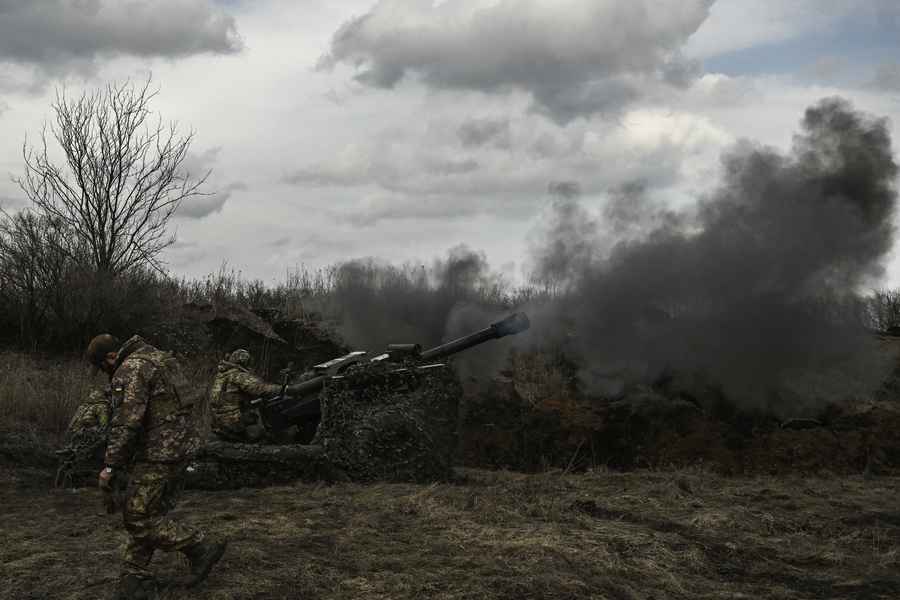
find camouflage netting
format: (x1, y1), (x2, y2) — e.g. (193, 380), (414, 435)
(54, 426), (108, 487)
(185, 441), (343, 489)
(313, 361), (462, 483)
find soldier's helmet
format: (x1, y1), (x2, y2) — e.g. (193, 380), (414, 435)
(85, 334), (121, 375)
(228, 348), (251, 366)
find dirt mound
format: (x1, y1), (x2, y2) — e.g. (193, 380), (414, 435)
(140, 301), (348, 378)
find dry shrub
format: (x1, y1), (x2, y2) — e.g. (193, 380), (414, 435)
(0, 351), (219, 447)
(510, 350), (605, 431)
(0, 352), (97, 442)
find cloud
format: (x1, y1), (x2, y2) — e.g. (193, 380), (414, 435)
(165, 239), (212, 269)
(685, 1), (900, 65)
(283, 105), (733, 226)
(342, 192), (468, 227)
(283, 164), (373, 188)
(0, 195), (26, 211)
(527, 97), (898, 407)
(318, 0), (714, 123)
(0, 0), (242, 86)
(804, 56), (847, 82)
(174, 147), (244, 219)
(177, 181), (245, 219)
(870, 62), (900, 92)
(457, 117), (511, 149)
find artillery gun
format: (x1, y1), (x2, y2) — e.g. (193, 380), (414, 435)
(190, 313), (530, 487)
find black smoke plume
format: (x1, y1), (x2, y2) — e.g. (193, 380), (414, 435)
(328, 245), (511, 353)
(319, 98), (897, 415)
(527, 97), (898, 412)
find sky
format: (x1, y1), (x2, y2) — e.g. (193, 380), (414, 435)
(0, 0), (898, 289)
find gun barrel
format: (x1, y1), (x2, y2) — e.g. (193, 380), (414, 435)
(265, 312), (530, 425)
(419, 312), (530, 361)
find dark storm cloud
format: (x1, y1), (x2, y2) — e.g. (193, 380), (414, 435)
(318, 0), (714, 123)
(526, 97), (898, 411)
(0, 0), (241, 70)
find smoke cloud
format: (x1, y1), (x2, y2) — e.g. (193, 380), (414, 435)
(326, 245), (508, 352)
(317, 97), (898, 416)
(526, 97), (898, 411)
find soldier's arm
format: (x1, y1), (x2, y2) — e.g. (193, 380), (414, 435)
(104, 361), (153, 468)
(230, 370), (282, 398)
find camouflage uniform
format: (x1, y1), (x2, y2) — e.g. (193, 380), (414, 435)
(56, 388), (114, 487)
(67, 388), (112, 433)
(104, 335), (210, 579)
(208, 349), (282, 442)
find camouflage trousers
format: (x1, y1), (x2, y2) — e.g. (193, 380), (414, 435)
(121, 462), (205, 576)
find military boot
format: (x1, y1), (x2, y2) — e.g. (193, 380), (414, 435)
(111, 573), (159, 600)
(181, 537), (228, 588)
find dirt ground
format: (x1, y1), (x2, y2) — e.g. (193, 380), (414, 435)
(2, 464), (899, 600)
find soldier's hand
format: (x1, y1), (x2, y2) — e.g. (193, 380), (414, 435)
(98, 467), (119, 514)
(98, 466), (113, 488)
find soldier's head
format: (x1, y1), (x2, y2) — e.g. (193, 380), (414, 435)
(228, 348), (251, 367)
(85, 334), (121, 377)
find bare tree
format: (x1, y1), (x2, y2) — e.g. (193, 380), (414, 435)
(14, 77), (209, 275)
(0, 209), (76, 346)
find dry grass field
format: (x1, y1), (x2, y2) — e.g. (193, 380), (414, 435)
(3, 349), (900, 599)
(2, 463), (899, 600)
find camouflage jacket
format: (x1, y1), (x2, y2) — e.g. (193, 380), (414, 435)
(67, 388), (112, 435)
(209, 361), (281, 434)
(104, 336), (201, 467)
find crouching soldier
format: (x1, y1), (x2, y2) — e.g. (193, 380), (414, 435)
(68, 387), (113, 434)
(209, 349), (314, 443)
(85, 334), (227, 599)
(55, 387), (115, 487)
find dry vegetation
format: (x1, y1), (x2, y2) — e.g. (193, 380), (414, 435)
(0, 352), (95, 443)
(2, 276), (900, 600)
(0, 352), (217, 450)
(2, 465), (899, 600)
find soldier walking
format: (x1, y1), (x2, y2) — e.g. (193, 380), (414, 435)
(86, 334), (227, 599)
